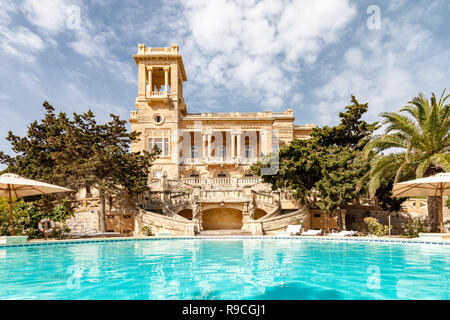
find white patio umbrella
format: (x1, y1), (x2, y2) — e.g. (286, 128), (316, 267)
(0, 173), (73, 236)
(393, 172), (450, 233)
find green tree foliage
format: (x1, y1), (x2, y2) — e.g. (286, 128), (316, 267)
(253, 96), (378, 231)
(0, 198), (72, 239)
(402, 218), (430, 238)
(363, 217), (391, 237)
(0, 101), (159, 232)
(363, 90), (450, 231)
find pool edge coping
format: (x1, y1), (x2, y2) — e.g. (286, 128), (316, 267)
(1, 235), (450, 248)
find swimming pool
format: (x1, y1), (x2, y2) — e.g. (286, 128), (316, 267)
(0, 238), (449, 300)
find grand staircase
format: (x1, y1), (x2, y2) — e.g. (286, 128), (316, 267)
(136, 181), (307, 236)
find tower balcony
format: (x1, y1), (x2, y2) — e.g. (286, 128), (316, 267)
(147, 90), (168, 100)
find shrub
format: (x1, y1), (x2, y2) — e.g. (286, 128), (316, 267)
(402, 218), (430, 238)
(364, 217), (391, 237)
(0, 198), (73, 239)
(141, 225), (153, 236)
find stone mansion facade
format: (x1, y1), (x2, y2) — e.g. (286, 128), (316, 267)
(127, 44), (325, 235)
(66, 44), (446, 237)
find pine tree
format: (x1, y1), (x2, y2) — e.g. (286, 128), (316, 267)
(0, 102), (159, 232)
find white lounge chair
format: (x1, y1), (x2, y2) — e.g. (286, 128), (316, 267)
(276, 225), (302, 236)
(301, 229), (322, 236)
(328, 230), (358, 237)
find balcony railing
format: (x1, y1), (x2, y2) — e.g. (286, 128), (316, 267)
(146, 91), (168, 99)
(180, 177), (262, 187)
(240, 157), (258, 164)
(182, 158), (202, 165)
(205, 157), (235, 164)
(181, 157), (259, 165)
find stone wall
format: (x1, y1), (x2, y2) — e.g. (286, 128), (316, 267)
(346, 205), (420, 235)
(260, 209), (309, 234)
(65, 210), (99, 233)
(135, 209), (195, 236)
(347, 201), (450, 234)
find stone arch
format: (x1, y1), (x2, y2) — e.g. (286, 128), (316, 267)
(254, 208), (268, 220)
(183, 169), (200, 178)
(202, 207), (243, 230)
(177, 208), (193, 220)
(243, 169), (255, 177)
(212, 170), (229, 178)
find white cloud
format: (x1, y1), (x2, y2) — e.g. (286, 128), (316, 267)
(69, 29), (115, 58)
(20, 0), (71, 35)
(0, 93), (10, 101)
(0, 25), (45, 62)
(312, 12), (449, 126)
(0, 0), (16, 26)
(64, 83), (128, 121)
(170, 0), (356, 109)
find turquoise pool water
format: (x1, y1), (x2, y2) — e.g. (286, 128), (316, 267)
(0, 239), (449, 300)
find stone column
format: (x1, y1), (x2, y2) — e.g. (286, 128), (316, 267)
(138, 63), (146, 99)
(231, 133), (235, 159)
(236, 133), (241, 161)
(146, 66), (152, 97)
(164, 67), (169, 96)
(202, 134), (207, 159)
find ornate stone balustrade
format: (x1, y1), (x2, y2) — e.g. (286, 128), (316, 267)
(402, 198), (428, 214)
(180, 178), (205, 186)
(182, 158), (202, 165)
(239, 157), (258, 164)
(147, 91), (167, 98)
(73, 197), (100, 211)
(198, 189), (245, 202)
(182, 109), (295, 120)
(180, 177), (262, 187)
(130, 110), (138, 121)
(204, 157), (236, 165)
(181, 157), (259, 165)
(237, 177), (261, 185)
(137, 44), (179, 55)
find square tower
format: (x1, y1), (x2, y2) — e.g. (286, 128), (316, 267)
(130, 44), (187, 179)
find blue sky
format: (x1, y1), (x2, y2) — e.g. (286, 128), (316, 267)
(0, 0), (449, 161)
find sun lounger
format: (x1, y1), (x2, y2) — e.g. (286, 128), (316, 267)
(301, 229), (322, 236)
(276, 225), (302, 236)
(328, 230), (358, 237)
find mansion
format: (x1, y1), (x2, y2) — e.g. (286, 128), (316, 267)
(128, 44), (324, 235)
(66, 44), (445, 237)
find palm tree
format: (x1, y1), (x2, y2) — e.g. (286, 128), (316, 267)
(364, 90), (450, 231)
